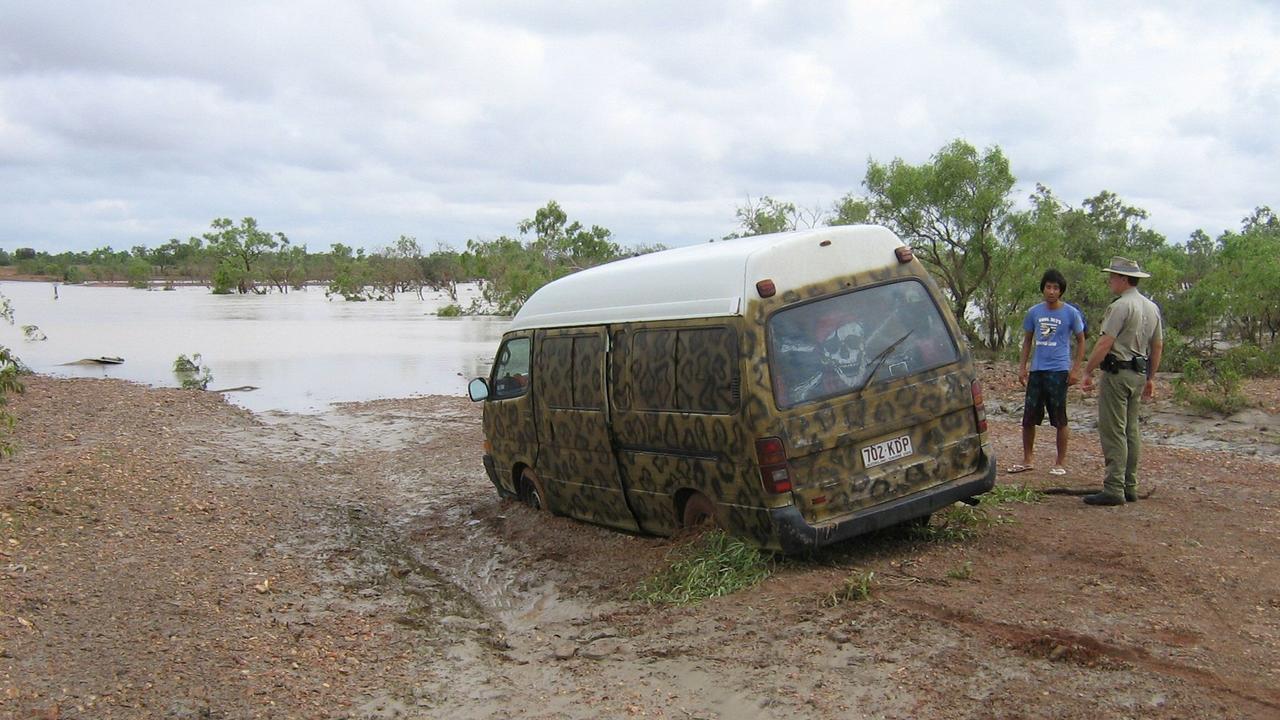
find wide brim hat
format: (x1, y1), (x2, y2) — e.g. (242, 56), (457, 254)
(1100, 256), (1150, 278)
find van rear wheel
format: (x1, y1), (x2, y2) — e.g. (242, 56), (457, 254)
(681, 492), (717, 529)
(518, 469), (544, 511)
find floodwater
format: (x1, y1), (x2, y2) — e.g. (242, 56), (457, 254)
(0, 281), (509, 413)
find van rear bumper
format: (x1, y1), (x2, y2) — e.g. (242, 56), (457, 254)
(770, 453), (997, 554)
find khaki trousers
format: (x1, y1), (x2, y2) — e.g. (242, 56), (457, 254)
(1098, 369), (1146, 497)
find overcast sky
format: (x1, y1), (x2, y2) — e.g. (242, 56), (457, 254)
(2, 1), (1277, 255)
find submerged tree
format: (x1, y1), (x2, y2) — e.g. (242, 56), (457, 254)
(462, 201), (624, 315)
(204, 217), (285, 294)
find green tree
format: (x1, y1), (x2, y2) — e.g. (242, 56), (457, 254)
(1047, 191), (1173, 328)
(518, 200), (621, 270)
(203, 217), (284, 294)
(124, 257), (152, 289)
(1160, 230), (1223, 353)
(263, 240), (308, 293)
(725, 196), (823, 238)
(366, 235), (426, 297)
(326, 243), (375, 301)
(462, 201), (623, 315)
(983, 184), (1070, 351)
(463, 235), (546, 315)
(826, 193), (872, 226)
(863, 139), (1016, 344)
(1, 291), (25, 457)
(149, 237), (204, 279)
(1204, 208), (1280, 344)
(420, 246), (464, 301)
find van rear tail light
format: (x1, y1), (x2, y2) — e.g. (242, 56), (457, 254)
(971, 380), (988, 434)
(895, 246), (914, 263)
(755, 437), (792, 494)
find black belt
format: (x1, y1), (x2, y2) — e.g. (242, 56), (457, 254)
(1102, 355), (1147, 374)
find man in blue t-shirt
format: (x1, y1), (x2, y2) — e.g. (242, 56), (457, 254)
(1010, 268), (1086, 476)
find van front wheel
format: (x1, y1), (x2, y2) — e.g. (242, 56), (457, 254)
(518, 469), (544, 511)
(681, 492), (717, 529)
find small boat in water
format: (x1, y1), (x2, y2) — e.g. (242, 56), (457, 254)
(62, 356), (125, 365)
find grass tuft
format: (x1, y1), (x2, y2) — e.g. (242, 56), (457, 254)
(982, 484), (1045, 505)
(631, 530), (772, 606)
(946, 560), (974, 580)
(911, 483), (1042, 542)
(819, 570), (876, 607)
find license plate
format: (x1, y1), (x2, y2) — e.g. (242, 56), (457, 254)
(861, 435), (913, 468)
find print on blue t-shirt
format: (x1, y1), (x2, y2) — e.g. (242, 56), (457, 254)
(1022, 302), (1084, 372)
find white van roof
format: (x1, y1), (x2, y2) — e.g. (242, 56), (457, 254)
(508, 224), (907, 331)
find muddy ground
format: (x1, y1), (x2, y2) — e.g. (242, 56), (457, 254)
(1, 365), (1278, 719)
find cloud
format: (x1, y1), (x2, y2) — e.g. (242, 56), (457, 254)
(1, 1), (1278, 253)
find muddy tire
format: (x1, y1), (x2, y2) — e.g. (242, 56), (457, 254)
(518, 469), (544, 511)
(681, 492), (717, 529)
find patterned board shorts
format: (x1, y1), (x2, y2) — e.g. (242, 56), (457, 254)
(1023, 370), (1070, 428)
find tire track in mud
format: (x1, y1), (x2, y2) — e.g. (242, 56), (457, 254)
(196, 402), (547, 715)
(239, 400), (601, 638)
(895, 598), (1280, 713)
(265, 400), (636, 683)
(402, 493), (618, 636)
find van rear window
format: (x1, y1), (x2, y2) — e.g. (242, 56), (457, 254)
(768, 280), (958, 407)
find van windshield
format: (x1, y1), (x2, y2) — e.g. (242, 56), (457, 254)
(768, 279), (958, 407)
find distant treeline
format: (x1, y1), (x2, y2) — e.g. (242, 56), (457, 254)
(0, 201), (660, 314)
(3, 138), (1278, 370)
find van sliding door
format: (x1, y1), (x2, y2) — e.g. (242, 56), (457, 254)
(532, 327), (639, 532)
(610, 323), (744, 536)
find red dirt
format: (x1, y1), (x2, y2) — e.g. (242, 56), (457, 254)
(2, 367), (1277, 718)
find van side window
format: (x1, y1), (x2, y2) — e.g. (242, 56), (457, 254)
(676, 328), (739, 412)
(539, 335), (603, 410)
(768, 279), (958, 407)
(610, 329), (631, 411)
(490, 337), (531, 400)
(630, 330), (676, 411)
(630, 327), (739, 413)
(572, 335), (604, 409)
(539, 337), (574, 407)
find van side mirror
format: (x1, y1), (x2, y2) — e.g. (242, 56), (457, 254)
(468, 377), (490, 402)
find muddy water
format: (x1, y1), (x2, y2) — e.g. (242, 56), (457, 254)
(0, 280), (508, 412)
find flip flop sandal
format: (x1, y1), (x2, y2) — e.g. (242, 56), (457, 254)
(1049, 467), (1067, 476)
(1007, 464), (1033, 474)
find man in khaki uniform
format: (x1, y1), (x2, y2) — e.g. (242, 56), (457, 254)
(1080, 257), (1164, 505)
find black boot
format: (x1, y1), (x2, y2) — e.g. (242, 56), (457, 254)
(1083, 492), (1125, 506)
(1124, 489), (1138, 502)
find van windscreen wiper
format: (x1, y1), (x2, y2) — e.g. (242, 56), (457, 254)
(862, 329), (914, 385)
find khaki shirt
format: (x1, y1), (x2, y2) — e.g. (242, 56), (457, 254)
(1100, 287), (1163, 361)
